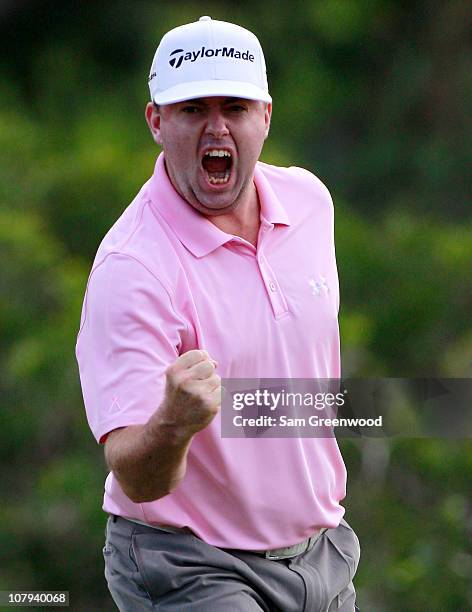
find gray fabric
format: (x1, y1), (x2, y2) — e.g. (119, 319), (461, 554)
(104, 515), (360, 611)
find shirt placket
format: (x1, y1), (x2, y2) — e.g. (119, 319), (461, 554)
(257, 222), (289, 319)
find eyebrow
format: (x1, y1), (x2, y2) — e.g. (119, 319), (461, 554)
(223, 98), (247, 103)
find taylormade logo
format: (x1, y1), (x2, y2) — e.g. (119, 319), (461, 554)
(169, 46), (255, 69)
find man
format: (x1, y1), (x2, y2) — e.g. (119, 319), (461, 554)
(76, 16), (360, 611)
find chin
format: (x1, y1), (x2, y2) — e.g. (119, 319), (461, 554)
(194, 191), (238, 214)
(200, 200), (237, 215)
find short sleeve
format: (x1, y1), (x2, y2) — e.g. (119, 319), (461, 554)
(76, 253), (188, 443)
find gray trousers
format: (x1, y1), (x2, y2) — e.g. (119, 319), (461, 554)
(104, 515), (360, 611)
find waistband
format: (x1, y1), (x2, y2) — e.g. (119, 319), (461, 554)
(242, 527), (328, 560)
(111, 515), (328, 561)
(112, 515), (194, 535)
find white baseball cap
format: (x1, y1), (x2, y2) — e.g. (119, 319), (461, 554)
(148, 16), (271, 105)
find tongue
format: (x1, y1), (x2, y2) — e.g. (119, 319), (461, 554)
(202, 156), (228, 173)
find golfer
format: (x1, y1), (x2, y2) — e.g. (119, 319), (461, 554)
(76, 16), (361, 611)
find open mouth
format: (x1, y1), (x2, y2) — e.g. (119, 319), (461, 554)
(201, 149), (233, 185)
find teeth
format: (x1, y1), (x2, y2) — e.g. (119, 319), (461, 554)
(202, 150), (232, 185)
(206, 170), (230, 184)
(205, 149), (231, 158)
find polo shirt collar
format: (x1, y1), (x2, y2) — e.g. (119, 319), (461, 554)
(147, 153), (290, 258)
(253, 163), (291, 227)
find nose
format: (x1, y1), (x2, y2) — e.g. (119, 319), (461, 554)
(204, 108), (229, 138)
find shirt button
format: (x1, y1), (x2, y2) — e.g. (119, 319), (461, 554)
(269, 281), (276, 292)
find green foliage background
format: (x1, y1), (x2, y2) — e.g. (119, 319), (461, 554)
(0, 1), (471, 610)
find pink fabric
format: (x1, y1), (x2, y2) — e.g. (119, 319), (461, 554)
(76, 153), (347, 549)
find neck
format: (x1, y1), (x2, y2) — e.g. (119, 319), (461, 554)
(208, 181), (261, 247)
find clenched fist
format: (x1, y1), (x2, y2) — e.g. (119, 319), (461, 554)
(160, 349), (222, 436)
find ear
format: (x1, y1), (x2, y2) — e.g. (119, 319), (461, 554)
(145, 102), (163, 145)
(263, 102), (272, 139)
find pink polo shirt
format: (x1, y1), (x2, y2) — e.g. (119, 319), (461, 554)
(76, 153), (347, 550)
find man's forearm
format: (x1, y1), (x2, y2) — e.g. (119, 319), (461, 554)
(104, 414), (193, 503)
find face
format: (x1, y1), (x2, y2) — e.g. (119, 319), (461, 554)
(145, 96), (272, 216)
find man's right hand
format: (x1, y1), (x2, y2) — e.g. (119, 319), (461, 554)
(157, 349), (222, 436)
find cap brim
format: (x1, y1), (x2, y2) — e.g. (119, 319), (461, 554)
(152, 80), (272, 105)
